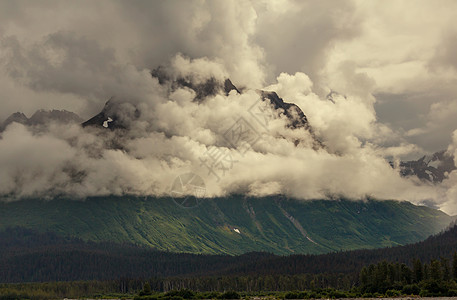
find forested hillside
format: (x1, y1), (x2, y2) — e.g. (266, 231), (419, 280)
(2, 223), (457, 284)
(0, 196), (452, 255)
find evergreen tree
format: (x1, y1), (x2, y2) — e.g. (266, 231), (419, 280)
(413, 259), (423, 283)
(400, 263), (412, 284)
(441, 257), (451, 281)
(140, 282), (152, 296)
(359, 266), (369, 288)
(423, 264), (430, 281)
(453, 252), (457, 280)
(430, 259), (442, 282)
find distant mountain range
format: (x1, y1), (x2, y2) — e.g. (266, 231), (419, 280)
(4, 105), (453, 181)
(3, 106), (453, 185)
(0, 196), (453, 255)
(0, 109), (82, 131)
(81, 76), (312, 134)
(2, 76), (453, 184)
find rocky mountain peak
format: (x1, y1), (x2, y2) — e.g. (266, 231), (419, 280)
(82, 97), (140, 130)
(259, 90), (309, 130)
(399, 150), (456, 183)
(1, 112), (29, 130)
(28, 109), (83, 125)
(1, 109), (82, 132)
(151, 67), (239, 102)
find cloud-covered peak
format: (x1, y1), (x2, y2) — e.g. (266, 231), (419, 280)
(0, 1), (457, 213)
(1, 109), (82, 132)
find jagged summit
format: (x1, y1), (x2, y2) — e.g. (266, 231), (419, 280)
(151, 67), (239, 101)
(1, 109), (82, 131)
(399, 150), (456, 183)
(83, 74), (311, 135)
(259, 90), (309, 130)
(81, 97), (142, 130)
(0, 112), (29, 130)
(28, 109), (83, 125)
(82, 71), (243, 130)
(224, 78), (240, 95)
(149, 67), (312, 133)
(81, 72), (324, 151)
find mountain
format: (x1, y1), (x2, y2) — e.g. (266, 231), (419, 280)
(82, 76), (313, 136)
(27, 109), (83, 125)
(259, 90), (309, 130)
(0, 112), (29, 131)
(0, 196), (452, 256)
(398, 150), (455, 183)
(80, 78), (455, 183)
(81, 97), (133, 129)
(82, 74), (243, 130)
(151, 66), (240, 99)
(0, 109), (83, 131)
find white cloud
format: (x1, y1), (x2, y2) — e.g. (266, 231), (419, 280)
(0, 1), (456, 214)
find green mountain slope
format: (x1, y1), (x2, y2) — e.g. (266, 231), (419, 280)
(0, 196), (452, 255)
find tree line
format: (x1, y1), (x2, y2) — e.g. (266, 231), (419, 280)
(2, 225), (457, 299)
(3, 224), (457, 283)
(359, 253), (457, 297)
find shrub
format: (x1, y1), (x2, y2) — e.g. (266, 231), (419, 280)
(385, 289), (401, 297)
(401, 284), (420, 295)
(328, 290), (348, 298)
(219, 291), (241, 299)
(165, 289), (195, 299)
(284, 292), (299, 299)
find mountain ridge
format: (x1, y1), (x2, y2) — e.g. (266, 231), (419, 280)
(0, 109), (83, 131)
(2, 78), (454, 184)
(398, 150), (456, 183)
(0, 196), (452, 256)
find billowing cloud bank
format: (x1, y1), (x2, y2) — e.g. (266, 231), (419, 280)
(0, 55), (452, 211)
(0, 1), (456, 213)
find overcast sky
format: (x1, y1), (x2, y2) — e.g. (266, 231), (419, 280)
(1, 0), (457, 212)
(0, 0), (456, 152)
